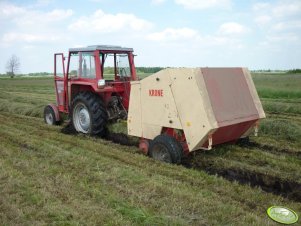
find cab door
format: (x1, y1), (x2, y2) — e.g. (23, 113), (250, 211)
(54, 53), (66, 112)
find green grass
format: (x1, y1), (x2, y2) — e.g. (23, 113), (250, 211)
(0, 77), (54, 117)
(260, 118), (301, 142)
(252, 73), (301, 115)
(253, 73), (301, 99)
(261, 99), (301, 115)
(0, 112), (300, 225)
(0, 74), (301, 225)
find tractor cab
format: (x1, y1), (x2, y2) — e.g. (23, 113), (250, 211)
(66, 45), (137, 81)
(45, 45), (137, 134)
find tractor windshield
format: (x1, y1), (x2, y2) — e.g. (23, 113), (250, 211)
(117, 54), (131, 77)
(101, 53), (131, 80)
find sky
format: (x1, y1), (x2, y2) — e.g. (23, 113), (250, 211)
(0, 0), (301, 73)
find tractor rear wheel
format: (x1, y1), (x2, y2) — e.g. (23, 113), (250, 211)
(71, 92), (107, 136)
(149, 134), (183, 164)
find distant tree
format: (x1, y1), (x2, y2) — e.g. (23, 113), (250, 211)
(287, 69), (301, 74)
(136, 67), (164, 73)
(6, 54), (20, 78)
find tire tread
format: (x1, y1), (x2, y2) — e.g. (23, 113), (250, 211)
(149, 134), (183, 163)
(71, 91), (107, 136)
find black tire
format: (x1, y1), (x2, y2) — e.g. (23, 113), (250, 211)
(71, 91), (107, 136)
(149, 134), (183, 164)
(44, 105), (59, 125)
(237, 136), (250, 146)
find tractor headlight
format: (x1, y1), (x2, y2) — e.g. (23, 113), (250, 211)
(97, 79), (105, 88)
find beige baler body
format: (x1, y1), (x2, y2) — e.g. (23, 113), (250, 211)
(127, 68), (265, 152)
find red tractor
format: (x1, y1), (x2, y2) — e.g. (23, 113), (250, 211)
(44, 45), (136, 135)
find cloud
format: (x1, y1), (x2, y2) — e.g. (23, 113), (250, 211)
(218, 22), (250, 36)
(253, 0), (301, 18)
(252, 0), (301, 44)
(2, 32), (64, 44)
(0, 2), (72, 24)
(0, 2), (73, 46)
(68, 9), (152, 33)
(175, 0), (231, 10)
(46, 9), (73, 21)
(267, 33), (299, 42)
(146, 26), (248, 52)
(14, 9), (73, 27)
(254, 15), (272, 26)
(34, 0), (54, 7)
(0, 2), (26, 17)
(252, 1), (301, 55)
(147, 27), (199, 41)
(151, 0), (166, 5)
(271, 0), (301, 17)
(272, 20), (301, 31)
(252, 2), (270, 11)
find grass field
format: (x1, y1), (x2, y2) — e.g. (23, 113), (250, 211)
(0, 73), (301, 225)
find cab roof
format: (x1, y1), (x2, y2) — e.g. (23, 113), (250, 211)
(69, 45), (134, 52)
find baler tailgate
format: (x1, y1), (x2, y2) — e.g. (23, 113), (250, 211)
(202, 68), (259, 126)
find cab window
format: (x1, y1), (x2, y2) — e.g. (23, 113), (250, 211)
(69, 53), (79, 78)
(81, 52), (96, 78)
(101, 53), (131, 80)
(117, 54), (131, 77)
(69, 52), (96, 79)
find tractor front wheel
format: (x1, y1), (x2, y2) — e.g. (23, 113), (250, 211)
(44, 105), (60, 125)
(149, 134), (183, 164)
(71, 92), (107, 136)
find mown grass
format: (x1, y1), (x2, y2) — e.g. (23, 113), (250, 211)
(262, 99), (301, 115)
(0, 74), (301, 225)
(192, 140), (301, 183)
(252, 73), (301, 148)
(1, 112), (300, 225)
(260, 118), (301, 142)
(0, 77), (54, 117)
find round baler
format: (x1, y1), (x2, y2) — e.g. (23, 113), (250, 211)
(127, 68), (265, 162)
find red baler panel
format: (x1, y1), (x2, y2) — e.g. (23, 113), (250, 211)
(202, 120), (257, 148)
(202, 68), (259, 126)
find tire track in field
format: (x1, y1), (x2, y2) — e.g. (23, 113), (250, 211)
(0, 113), (289, 217)
(0, 116), (262, 224)
(1, 113), (300, 208)
(237, 140), (301, 158)
(4, 112), (301, 204)
(182, 156), (301, 203)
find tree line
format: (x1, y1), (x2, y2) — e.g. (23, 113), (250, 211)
(103, 66), (164, 74)
(287, 69), (301, 74)
(3, 54), (301, 77)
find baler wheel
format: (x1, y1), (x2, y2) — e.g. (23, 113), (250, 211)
(44, 105), (60, 125)
(149, 134), (183, 164)
(71, 92), (107, 136)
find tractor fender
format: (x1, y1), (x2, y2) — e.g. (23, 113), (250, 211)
(70, 84), (96, 104)
(47, 103), (60, 122)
